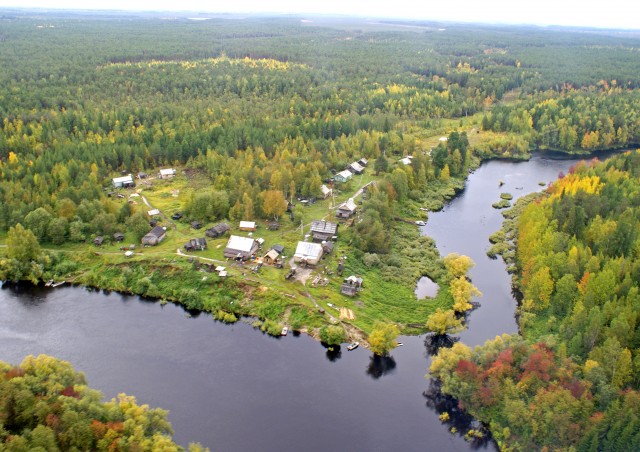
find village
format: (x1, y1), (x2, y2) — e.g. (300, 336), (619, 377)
(97, 157), (404, 337)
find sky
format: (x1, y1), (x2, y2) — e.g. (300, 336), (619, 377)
(0, 0), (636, 30)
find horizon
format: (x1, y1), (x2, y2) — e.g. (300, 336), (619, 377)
(0, 0), (638, 31)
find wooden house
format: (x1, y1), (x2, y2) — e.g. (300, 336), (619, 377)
(223, 235), (259, 260)
(348, 161), (365, 175)
(334, 169), (353, 183)
(322, 241), (334, 254)
(205, 223), (230, 238)
(336, 198), (358, 219)
(113, 232), (125, 242)
(184, 238), (207, 251)
(310, 220), (338, 242)
(263, 249), (281, 265)
(341, 275), (363, 297)
(191, 221), (202, 230)
(320, 184), (333, 199)
(93, 236), (104, 246)
(293, 241), (323, 266)
(142, 226), (166, 246)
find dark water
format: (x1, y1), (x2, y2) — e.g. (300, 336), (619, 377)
(0, 152), (603, 451)
(424, 153), (602, 345)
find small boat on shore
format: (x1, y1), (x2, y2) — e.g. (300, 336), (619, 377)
(45, 280), (54, 287)
(281, 326), (288, 336)
(51, 281), (66, 288)
(347, 342), (359, 351)
(415, 221), (426, 226)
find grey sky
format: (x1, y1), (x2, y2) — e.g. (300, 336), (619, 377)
(0, 0), (636, 29)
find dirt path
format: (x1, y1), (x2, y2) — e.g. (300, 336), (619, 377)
(141, 195), (177, 230)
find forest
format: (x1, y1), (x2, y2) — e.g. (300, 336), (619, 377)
(430, 151), (640, 450)
(2, 10), (640, 450)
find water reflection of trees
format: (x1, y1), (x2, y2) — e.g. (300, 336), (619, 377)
(423, 379), (493, 450)
(325, 345), (342, 362)
(424, 334), (459, 356)
(366, 355), (396, 379)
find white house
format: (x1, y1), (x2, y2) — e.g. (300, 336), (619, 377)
(293, 241), (324, 266)
(113, 174), (134, 188)
(158, 168), (176, 179)
(399, 156), (414, 165)
(239, 221), (257, 231)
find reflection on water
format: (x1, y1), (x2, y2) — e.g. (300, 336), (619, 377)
(423, 379), (493, 449)
(415, 276), (439, 299)
(366, 355), (397, 379)
(424, 334), (460, 356)
(325, 346), (342, 362)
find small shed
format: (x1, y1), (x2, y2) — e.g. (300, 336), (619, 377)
(334, 169), (353, 183)
(336, 198), (358, 219)
(158, 168), (176, 179)
(93, 236), (104, 246)
(191, 221), (202, 230)
(239, 221), (257, 232)
(112, 174), (134, 189)
(224, 235), (259, 260)
(142, 226), (166, 246)
(263, 249), (281, 265)
(344, 275), (364, 288)
(137, 172), (148, 179)
(271, 244), (285, 255)
(320, 184), (333, 199)
(268, 221), (280, 231)
(148, 209), (160, 217)
(322, 241), (334, 254)
(293, 241), (324, 266)
(358, 158), (368, 167)
(310, 220), (338, 242)
(113, 232), (125, 242)
(340, 284), (358, 297)
(400, 156), (414, 166)
(171, 212), (183, 220)
(184, 237), (207, 251)
(205, 223), (231, 238)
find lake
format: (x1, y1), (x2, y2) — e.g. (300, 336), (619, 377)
(0, 152), (603, 451)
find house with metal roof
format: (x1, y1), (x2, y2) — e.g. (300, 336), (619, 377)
(113, 174), (134, 188)
(142, 226), (166, 246)
(158, 168), (176, 179)
(293, 241), (324, 266)
(223, 235), (259, 260)
(334, 169), (353, 183)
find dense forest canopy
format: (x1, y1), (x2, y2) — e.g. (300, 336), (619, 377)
(1, 13), (640, 239)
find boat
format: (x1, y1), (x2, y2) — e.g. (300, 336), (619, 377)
(45, 280), (54, 287)
(347, 342), (359, 351)
(281, 326), (288, 336)
(415, 221), (426, 226)
(51, 281), (66, 288)
(397, 342), (404, 347)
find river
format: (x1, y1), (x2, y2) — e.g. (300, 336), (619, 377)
(0, 152), (603, 451)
